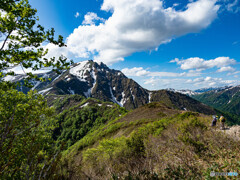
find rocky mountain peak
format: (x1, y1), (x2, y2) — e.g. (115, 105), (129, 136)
(7, 60), (216, 114)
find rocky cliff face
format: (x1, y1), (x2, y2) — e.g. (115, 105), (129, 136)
(34, 60), (150, 110)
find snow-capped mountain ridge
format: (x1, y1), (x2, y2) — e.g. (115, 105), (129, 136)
(194, 86), (233, 93)
(6, 60), (216, 114)
(166, 86), (238, 96)
(166, 88), (200, 96)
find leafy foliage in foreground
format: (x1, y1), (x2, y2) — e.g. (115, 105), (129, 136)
(0, 0), (71, 85)
(0, 83), (58, 179)
(0, 0), (71, 179)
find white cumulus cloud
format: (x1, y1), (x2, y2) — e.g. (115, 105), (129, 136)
(217, 66), (235, 72)
(227, 71), (240, 76)
(143, 76), (240, 90)
(121, 67), (149, 76)
(223, 0), (240, 13)
(187, 76), (239, 87)
(171, 56), (236, 71)
(143, 77), (195, 90)
(60, 0), (220, 64)
(121, 67), (202, 77)
(75, 12), (80, 18)
(82, 12), (105, 25)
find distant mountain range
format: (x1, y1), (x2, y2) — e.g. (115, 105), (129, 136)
(193, 85), (240, 116)
(167, 84), (240, 123)
(166, 86), (233, 96)
(194, 86), (232, 93)
(166, 88), (200, 96)
(8, 60), (215, 115)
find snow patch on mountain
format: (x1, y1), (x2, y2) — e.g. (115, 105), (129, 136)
(148, 92), (152, 103)
(3, 75), (18, 81)
(80, 102), (89, 108)
(109, 86), (122, 107)
(31, 81), (41, 90)
(130, 88), (135, 101)
(68, 87), (75, 95)
(84, 88), (91, 98)
(38, 87), (53, 95)
(52, 71), (66, 83)
(70, 61), (91, 82)
(70, 61), (98, 97)
(120, 92), (126, 106)
(31, 74), (49, 90)
(90, 67), (97, 93)
(66, 78), (71, 81)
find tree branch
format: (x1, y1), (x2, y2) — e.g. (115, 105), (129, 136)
(20, 62), (26, 75)
(0, 30), (13, 51)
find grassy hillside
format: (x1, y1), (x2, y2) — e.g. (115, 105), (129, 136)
(54, 103), (240, 179)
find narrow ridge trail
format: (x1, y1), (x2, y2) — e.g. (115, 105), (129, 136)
(220, 125), (240, 141)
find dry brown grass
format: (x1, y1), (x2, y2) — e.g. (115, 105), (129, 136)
(118, 102), (179, 123)
(57, 108), (240, 179)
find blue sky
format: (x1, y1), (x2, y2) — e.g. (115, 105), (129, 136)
(29, 0), (240, 90)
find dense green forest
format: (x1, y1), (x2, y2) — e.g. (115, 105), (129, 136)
(49, 95), (127, 149)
